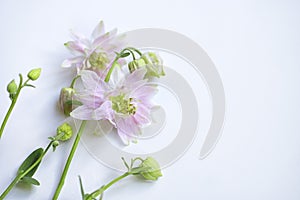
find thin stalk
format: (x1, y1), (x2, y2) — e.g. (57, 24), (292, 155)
(104, 47), (142, 82)
(87, 172), (130, 200)
(52, 120), (87, 200)
(104, 55), (121, 83)
(0, 75), (25, 138)
(0, 175), (21, 200)
(70, 75), (80, 88)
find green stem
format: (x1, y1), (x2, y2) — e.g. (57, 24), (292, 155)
(104, 47), (142, 82)
(104, 55), (121, 83)
(0, 175), (21, 200)
(0, 75), (26, 139)
(87, 172), (130, 200)
(127, 47), (142, 56)
(0, 142), (52, 200)
(70, 75), (80, 88)
(52, 120), (87, 200)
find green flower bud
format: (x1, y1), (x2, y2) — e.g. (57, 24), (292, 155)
(27, 68), (41, 81)
(138, 157), (162, 180)
(141, 52), (165, 78)
(7, 80), (18, 99)
(52, 140), (60, 147)
(128, 52), (165, 78)
(128, 58), (146, 73)
(56, 123), (73, 141)
(52, 140), (60, 151)
(59, 87), (80, 116)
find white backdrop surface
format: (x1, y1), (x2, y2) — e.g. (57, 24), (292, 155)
(0, 0), (299, 200)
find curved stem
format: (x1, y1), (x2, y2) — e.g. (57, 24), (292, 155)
(127, 47), (142, 56)
(0, 75), (25, 139)
(127, 49), (136, 60)
(104, 47), (142, 82)
(87, 172), (130, 200)
(0, 141), (52, 199)
(52, 120), (87, 200)
(70, 75), (80, 88)
(104, 55), (121, 83)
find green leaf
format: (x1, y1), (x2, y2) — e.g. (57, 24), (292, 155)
(20, 176), (40, 186)
(120, 52), (130, 58)
(17, 148), (44, 178)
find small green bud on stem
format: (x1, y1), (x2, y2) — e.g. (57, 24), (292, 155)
(137, 157), (162, 180)
(7, 80), (18, 100)
(27, 68), (41, 81)
(56, 123), (73, 141)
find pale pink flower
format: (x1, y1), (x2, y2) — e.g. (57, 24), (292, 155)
(70, 68), (157, 144)
(61, 21), (126, 77)
(108, 68), (158, 143)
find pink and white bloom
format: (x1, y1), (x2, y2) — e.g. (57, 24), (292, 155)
(61, 21), (126, 77)
(70, 68), (157, 144)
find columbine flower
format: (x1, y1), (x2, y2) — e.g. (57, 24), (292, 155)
(107, 68), (158, 143)
(69, 70), (112, 120)
(70, 68), (157, 144)
(61, 21), (126, 76)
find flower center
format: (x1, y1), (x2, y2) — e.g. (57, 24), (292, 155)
(110, 94), (136, 115)
(89, 51), (109, 69)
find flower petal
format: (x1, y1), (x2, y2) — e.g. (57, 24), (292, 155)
(94, 101), (115, 123)
(79, 70), (109, 92)
(61, 56), (84, 68)
(108, 65), (126, 88)
(92, 28), (118, 49)
(70, 105), (94, 120)
(132, 84), (158, 101)
(123, 68), (147, 89)
(75, 93), (103, 109)
(70, 30), (90, 47)
(116, 128), (130, 145)
(91, 21), (105, 39)
(133, 103), (152, 126)
(116, 115), (141, 137)
(64, 41), (86, 55)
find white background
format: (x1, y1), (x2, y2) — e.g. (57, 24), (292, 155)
(0, 0), (300, 199)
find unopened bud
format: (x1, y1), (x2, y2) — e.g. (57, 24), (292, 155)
(141, 52), (165, 78)
(128, 58), (146, 73)
(56, 123), (73, 141)
(128, 52), (165, 78)
(7, 80), (18, 100)
(59, 87), (76, 116)
(27, 68), (41, 81)
(7, 80), (18, 94)
(138, 157), (162, 180)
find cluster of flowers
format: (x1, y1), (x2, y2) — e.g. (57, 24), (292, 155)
(0, 21), (164, 200)
(59, 21), (165, 144)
